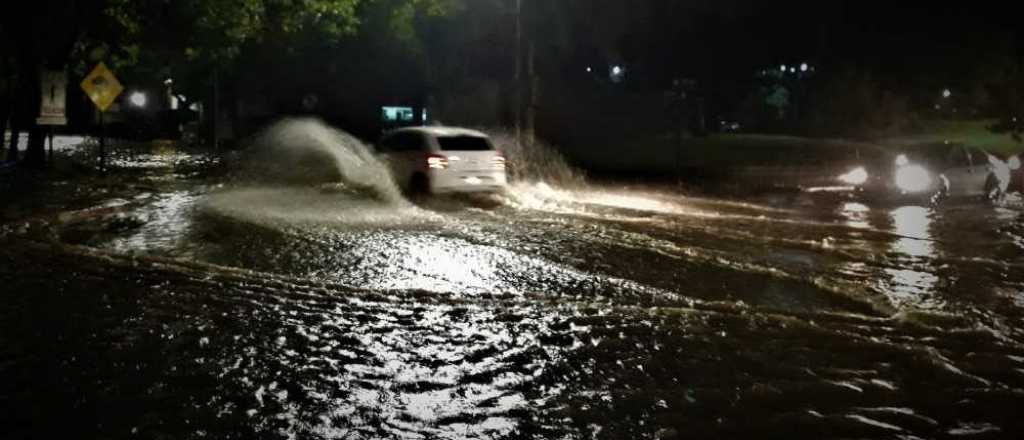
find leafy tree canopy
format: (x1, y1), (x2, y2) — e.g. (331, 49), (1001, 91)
(60, 0), (457, 98)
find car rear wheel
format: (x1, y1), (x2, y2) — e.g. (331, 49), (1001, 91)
(409, 173), (430, 198)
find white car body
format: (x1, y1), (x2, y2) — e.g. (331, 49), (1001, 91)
(940, 146), (1010, 198)
(842, 145), (1011, 202)
(376, 127), (508, 194)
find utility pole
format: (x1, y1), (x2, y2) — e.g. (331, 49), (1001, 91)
(514, 0), (522, 148)
(526, 40), (536, 149)
(99, 110), (106, 175)
(212, 68), (219, 151)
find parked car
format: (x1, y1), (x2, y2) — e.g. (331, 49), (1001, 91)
(836, 143), (1012, 204)
(376, 127), (508, 195)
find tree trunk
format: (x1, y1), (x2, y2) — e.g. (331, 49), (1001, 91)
(1, 90), (13, 163)
(4, 77), (22, 163)
(6, 128), (20, 163)
(212, 68), (219, 150)
(24, 125), (46, 167)
(514, 0), (521, 147)
(6, 88), (22, 163)
(19, 61), (44, 168)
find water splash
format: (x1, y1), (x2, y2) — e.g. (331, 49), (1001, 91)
(237, 117), (403, 203)
(480, 128), (585, 188)
(199, 118), (429, 231)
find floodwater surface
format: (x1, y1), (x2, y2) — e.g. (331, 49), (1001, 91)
(3, 122), (1023, 439)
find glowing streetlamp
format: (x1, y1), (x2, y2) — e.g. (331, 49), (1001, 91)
(129, 91), (148, 108)
(610, 65), (626, 83)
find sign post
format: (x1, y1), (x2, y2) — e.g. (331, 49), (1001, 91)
(80, 62), (124, 174)
(37, 70), (68, 165)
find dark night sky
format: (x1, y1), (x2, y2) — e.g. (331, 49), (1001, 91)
(574, 2), (1020, 82)
(524, 1), (1022, 120)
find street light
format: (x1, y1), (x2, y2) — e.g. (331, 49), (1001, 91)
(942, 89), (952, 99)
(800, 63), (809, 72)
(610, 65), (625, 83)
(129, 91), (148, 108)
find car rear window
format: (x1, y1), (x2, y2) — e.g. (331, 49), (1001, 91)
(437, 135), (492, 151)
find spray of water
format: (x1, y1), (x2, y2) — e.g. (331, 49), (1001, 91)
(480, 127), (585, 188)
(203, 118), (430, 230)
(236, 117), (403, 203)
(201, 187), (434, 231)
(468, 127), (612, 212)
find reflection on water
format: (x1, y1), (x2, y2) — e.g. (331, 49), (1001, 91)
(382, 235), (507, 293)
(200, 297), (555, 439)
(890, 206), (934, 257)
(883, 206), (941, 308)
(841, 202), (871, 229)
(883, 268), (940, 305)
(504, 182), (694, 217)
(106, 191), (200, 256)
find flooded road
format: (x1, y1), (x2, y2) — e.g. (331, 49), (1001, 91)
(3, 137), (1024, 439)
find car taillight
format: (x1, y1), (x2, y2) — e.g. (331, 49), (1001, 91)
(492, 153), (506, 170)
(427, 154), (449, 170)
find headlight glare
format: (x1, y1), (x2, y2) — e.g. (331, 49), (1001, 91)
(839, 167), (869, 185)
(895, 165), (932, 193)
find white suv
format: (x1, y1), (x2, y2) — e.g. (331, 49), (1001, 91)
(376, 127), (508, 195)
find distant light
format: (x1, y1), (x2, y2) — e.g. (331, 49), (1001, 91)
(789, 67), (796, 73)
(164, 78), (173, 85)
(422, 108), (428, 123)
(780, 65), (787, 72)
(942, 89), (952, 98)
(895, 154), (910, 167)
(839, 167), (869, 185)
(129, 91), (147, 108)
(800, 63), (809, 72)
(610, 65), (625, 83)
(586, 66), (593, 73)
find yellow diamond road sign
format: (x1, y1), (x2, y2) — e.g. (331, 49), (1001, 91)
(81, 62), (124, 112)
